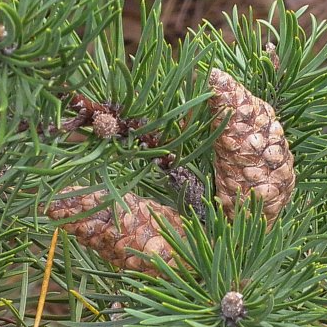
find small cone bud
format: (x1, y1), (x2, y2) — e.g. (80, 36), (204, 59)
(41, 186), (185, 276)
(265, 42), (280, 70)
(168, 166), (205, 221)
(0, 164), (8, 178)
(221, 291), (245, 324)
(209, 68), (295, 229)
(110, 302), (123, 321)
(92, 112), (119, 138)
(0, 24), (7, 42)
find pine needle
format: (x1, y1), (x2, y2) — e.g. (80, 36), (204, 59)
(34, 228), (59, 327)
(70, 290), (105, 321)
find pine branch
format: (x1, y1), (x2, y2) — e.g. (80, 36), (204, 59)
(2, 0), (327, 326)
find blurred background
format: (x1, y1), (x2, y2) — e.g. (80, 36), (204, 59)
(122, 0), (327, 55)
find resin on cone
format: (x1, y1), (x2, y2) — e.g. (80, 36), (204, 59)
(42, 186), (185, 275)
(209, 68), (295, 229)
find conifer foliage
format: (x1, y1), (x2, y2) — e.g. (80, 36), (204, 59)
(1, 0), (327, 326)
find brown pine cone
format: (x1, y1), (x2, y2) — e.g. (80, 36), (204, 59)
(42, 186), (185, 275)
(209, 68), (295, 229)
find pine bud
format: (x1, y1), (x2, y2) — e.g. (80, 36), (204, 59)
(0, 165), (8, 178)
(221, 291), (246, 325)
(0, 24), (7, 42)
(92, 112), (119, 138)
(209, 68), (295, 229)
(265, 42), (280, 70)
(168, 166), (205, 221)
(41, 186), (185, 276)
(110, 302), (123, 321)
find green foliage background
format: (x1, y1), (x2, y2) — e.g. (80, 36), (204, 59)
(1, 0), (327, 326)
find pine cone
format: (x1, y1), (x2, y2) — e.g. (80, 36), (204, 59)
(209, 68), (295, 229)
(42, 186), (185, 275)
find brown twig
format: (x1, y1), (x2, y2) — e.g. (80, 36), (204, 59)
(18, 91), (160, 145)
(17, 91), (178, 168)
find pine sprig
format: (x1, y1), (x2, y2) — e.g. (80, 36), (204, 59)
(198, 0), (327, 139)
(0, 0), (216, 229)
(2, 0), (327, 326)
(119, 189), (327, 327)
(196, 0), (327, 225)
(0, 1), (216, 323)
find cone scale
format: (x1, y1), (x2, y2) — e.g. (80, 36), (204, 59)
(209, 68), (295, 228)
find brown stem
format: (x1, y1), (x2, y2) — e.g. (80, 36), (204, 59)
(66, 92), (161, 148)
(17, 91), (172, 165)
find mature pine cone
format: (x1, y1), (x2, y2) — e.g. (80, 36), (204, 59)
(209, 68), (295, 229)
(42, 186), (185, 275)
